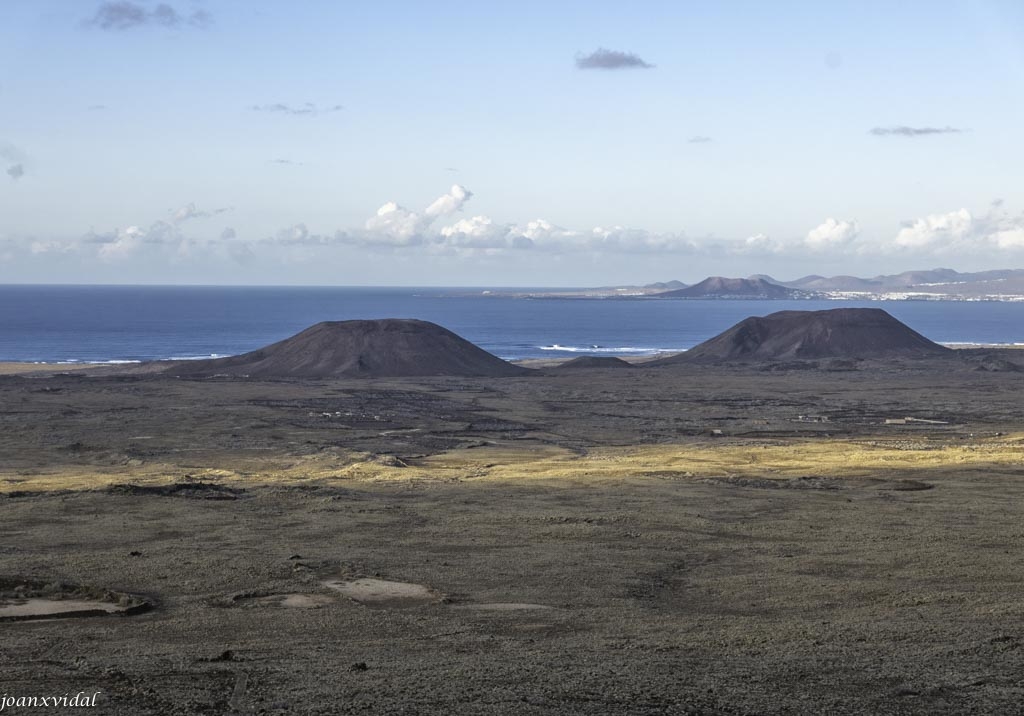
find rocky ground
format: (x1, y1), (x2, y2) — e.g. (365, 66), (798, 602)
(3, 354), (1024, 714)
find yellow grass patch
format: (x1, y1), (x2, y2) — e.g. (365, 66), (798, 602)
(399, 435), (1024, 483)
(4, 434), (1024, 493)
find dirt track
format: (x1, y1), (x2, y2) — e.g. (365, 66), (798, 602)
(3, 355), (1024, 714)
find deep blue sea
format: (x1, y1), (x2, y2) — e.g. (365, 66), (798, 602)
(1, 285), (1023, 364)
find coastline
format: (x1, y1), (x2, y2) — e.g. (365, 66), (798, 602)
(4, 341), (1023, 375)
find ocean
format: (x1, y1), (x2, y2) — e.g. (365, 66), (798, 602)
(2, 285), (1023, 364)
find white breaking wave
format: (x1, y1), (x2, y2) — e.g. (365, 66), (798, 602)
(54, 359), (143, 365)
(538, 344), (687, 354)
(942, 342), (1024, 347)
(45, 354), (227, 364)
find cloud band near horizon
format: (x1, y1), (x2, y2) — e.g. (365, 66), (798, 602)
(7, 186), (1024, 271)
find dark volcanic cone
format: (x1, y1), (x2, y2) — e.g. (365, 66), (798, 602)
(551, 356), (635, 370)
(653, 308), (951, 364)
(166, 319), (529, 378)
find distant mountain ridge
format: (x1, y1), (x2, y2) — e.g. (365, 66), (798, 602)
(643, 280), (687, 290)
(644, 268), (1024, 299)
(478, 267), (1024, 300)
(773, 268), (1024, 295)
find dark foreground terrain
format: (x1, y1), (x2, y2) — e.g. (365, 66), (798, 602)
(3, 353), (1024, 714)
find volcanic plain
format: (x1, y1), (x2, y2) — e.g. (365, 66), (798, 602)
(3, 316), (1024, 714)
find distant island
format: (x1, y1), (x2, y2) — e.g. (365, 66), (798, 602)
(475, 268), (1024, 301)
(654, 276), (806, 299)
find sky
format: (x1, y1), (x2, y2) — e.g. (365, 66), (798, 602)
(1, 0), (1023, 286)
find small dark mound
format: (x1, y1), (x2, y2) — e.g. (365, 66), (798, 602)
(961, 352), (1024, 373)
(972, 359), (1023, 373)
(653, 308), (950, 364)
(756, 360), (818, 372)
(551, 356), (635, 370)
(165, 319), (529, 379)
(878, 479), (934, 492)
(822, 358), (859, 372)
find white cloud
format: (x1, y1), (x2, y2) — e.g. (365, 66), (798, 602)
(275, 223), (313, 245)
(440, 216), (535, 250)
(435, 216), (699, 254)
(884, 206), (1024, 254)
(894, 209), (973, 249)
(518, 219), (577, 243)
(991, 228), (1024, 249)
(12, 203), (239, 263)
(358, 185), (474, 246)
(323, 189), (1024, 258)
(743, 233), (777, 253)
(29, 240), (71, 255)
(171, 202), (229, 224)
(97, 225), (146, 260)
(441, 215), (496, 239)
(424, 184), (472, 218)
(85, 203), (231, 261)
(590, 226), (698, 254)
(363, 202), (427, 245)
(332, 187), (710, 255)
(732, 219), (861, 256)
(806, 218), (860, 249)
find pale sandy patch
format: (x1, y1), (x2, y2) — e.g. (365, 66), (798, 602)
(0, 598), (128, 618)
(452, 603), (556, 611)
(324, 578), (440, 608)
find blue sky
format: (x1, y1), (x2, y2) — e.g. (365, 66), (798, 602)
(1, 0), (1023, 285)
